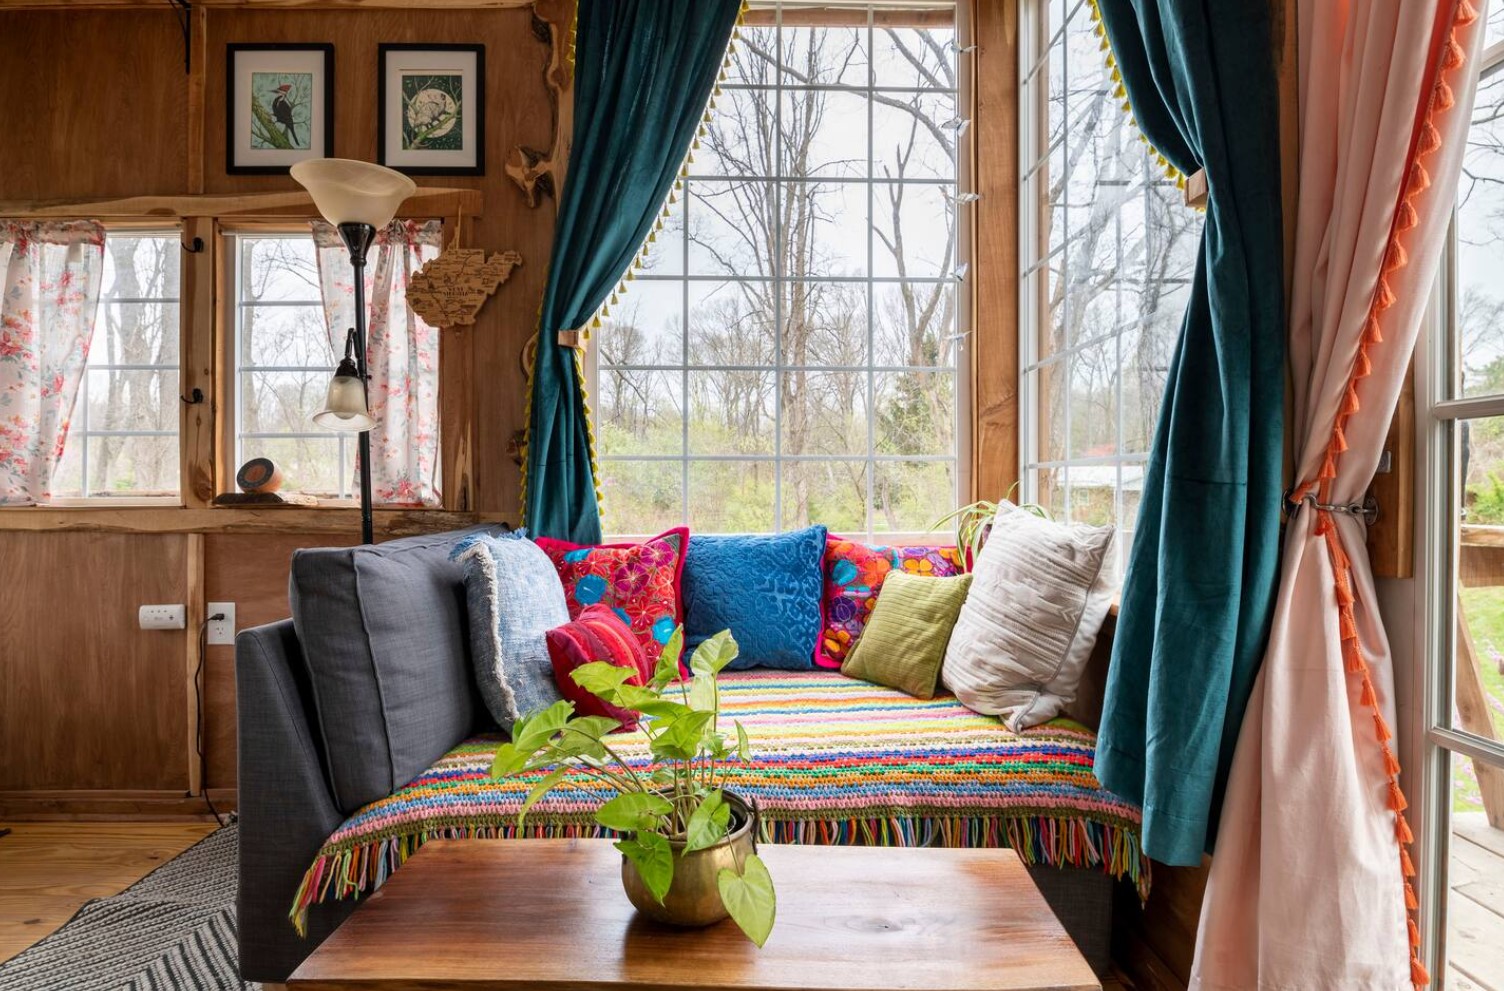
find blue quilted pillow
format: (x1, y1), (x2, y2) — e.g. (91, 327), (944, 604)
(682, 525), (828, 670)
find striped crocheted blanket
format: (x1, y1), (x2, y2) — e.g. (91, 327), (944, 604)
(294, 671), (1147, 929)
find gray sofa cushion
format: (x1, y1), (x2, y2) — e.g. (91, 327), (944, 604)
(289, 526), (503, 813)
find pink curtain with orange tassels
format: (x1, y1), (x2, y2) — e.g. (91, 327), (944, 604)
(1191, 2), (1485, 988)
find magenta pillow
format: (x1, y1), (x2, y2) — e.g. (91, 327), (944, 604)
(817, 538), (966, 669)
(533, 527), (688, 665)
(545, 605), (650, 730)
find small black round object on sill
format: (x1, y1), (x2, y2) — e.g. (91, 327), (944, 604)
(236, 458), (283, 495)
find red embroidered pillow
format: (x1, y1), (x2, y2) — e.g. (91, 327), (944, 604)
(545, 605), (649, 729)
(533, 527), (688, 665)
(816, 538), (966, 669)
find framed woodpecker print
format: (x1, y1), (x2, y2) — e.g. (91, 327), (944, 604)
(226, 44), (335, 175)
(378, 44), (485, 176)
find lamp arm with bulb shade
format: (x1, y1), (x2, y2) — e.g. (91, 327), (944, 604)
(291, 158), (416, 544)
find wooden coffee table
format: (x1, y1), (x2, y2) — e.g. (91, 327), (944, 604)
(287, 839), (1100, 991)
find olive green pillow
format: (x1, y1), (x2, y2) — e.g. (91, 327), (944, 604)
(841, 571), (973, 699)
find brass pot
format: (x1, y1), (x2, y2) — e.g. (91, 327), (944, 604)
(620, 791), (757, 927)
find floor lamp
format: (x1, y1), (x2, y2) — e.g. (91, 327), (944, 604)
(290, 159), (416, 544)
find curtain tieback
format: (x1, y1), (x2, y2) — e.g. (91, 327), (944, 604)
(1285, 490), (1379, 527)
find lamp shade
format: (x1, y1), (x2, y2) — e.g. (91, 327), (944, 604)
(313, 356), (376, 433)
(290, 158), (416, 228)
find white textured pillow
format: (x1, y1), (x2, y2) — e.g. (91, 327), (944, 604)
(941, 502), (1115, 731)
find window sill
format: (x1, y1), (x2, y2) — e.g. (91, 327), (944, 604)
(0, 505), (508, 536)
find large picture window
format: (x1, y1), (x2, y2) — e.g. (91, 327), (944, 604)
(1018, 0), (1202, 573)
(51, 230), (182, 500)
(595, 3), (965, 537)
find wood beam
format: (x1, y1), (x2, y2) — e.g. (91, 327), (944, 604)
(0, 507), (508, 535)
(0, 188), (482, 220)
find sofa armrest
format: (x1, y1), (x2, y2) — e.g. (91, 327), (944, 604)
(235, 619), (355, 983)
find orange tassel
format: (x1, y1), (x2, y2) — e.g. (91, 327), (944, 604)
(1409, 917), (1421, 947)
(1341, 608), (1359, 642)
(1384, 745), (1403, 776)
(1401, 846), (1416, 877)
(1356, 347), (1373, 378)
(1385, 241), (1408, 273)
(1459, 0), (1480, 25)
(1335, 579), (1355, 606)
(1389, 781), (1409, 812)
(1442, 38), (1465, 71)
(1320, 451), (1338, 480)
(1436, 77), (1456, 112)
(1412, 955), (1430, 988)
(1405, 880), (1419, 910)
(1360, 677), (1378, 709)
(1344, 379), (1363, 412)
(1418, 119), (1442, 155)
(1375, 712), (1393, 741)
(1396, 814), (1414, 844)
(1397, 199), (1419, 232)
(1409, 161), (1431, 196)
(1333, 424), (1349, 453)
(1344, 640), (1366, 674)
(1376, 278), (1397, 311)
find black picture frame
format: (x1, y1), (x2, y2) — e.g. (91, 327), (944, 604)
(377, 43), (486, 177)
(226, 43), (335, 176)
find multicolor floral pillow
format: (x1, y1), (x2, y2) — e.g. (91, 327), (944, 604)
(816, 538), (965, 669)
(533, 527), (688, 664)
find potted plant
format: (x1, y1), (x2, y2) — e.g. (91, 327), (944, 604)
(488, 628), (776, 947)
(933, 485), (1049, 570)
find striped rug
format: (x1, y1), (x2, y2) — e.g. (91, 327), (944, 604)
(296, 671), (1146, 930)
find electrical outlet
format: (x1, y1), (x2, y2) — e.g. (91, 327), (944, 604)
(139, 604), (186, 630)
(207, 602), (236, 645)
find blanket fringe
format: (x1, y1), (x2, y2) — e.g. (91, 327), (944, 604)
(290, 814), (1150, 936)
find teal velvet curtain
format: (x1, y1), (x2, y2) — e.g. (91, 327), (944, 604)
(1091, 0), (1285, 866)
(523, 0), (742, 543)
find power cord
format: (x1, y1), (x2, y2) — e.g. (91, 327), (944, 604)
(195, 615), (228, 827)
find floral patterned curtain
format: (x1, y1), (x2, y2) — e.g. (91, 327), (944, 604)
(0, 221), (106, 505)
(312, 219), (442, 507)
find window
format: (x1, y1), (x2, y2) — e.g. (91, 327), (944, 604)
(1018, 0), (1202, 573)
(595, 3), (965, 536)
(232, 233), (353, 498)
(51, 231), (182, 499)
(1425, 14), (1504, 983)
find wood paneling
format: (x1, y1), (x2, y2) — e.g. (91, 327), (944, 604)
(0, 11), (190, 199)
(202, 7), (557, 514)
(0, 533), (190, 792)
(202, 532), (357, 789)
(972, 0), (1019, 502)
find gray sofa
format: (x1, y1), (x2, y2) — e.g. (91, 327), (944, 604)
(236, 527), (1115, 985)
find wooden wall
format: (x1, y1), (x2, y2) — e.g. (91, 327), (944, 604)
(0, 3), (558, 817)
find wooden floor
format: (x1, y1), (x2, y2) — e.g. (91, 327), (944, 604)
(1449, 812), (1504, 991)
(0, 821), (215, 963)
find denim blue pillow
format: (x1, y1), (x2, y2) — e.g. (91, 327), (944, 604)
(452, 530), (569, 734)
(682, 525), (828, 670)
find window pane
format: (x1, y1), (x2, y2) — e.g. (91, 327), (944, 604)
(780, 89), (869, 179)
(724, 28), (778, 87)
(784, 460), (866, 535)
(875, 370), (953, 456)
(688, 281), (775, 367)
(785, 181), (868, 277)
(597, 370), (683, 457)
(239, 304), (333, 368)
(597, 460), (682, 535)
(637, 208), (685, 278)
(53, 232), (182, 501)
(783, 26), (868, 88)
(875, 282), (953, 368)
(241, 370), (329, 435)
(687, 370), (775, 455)
(1455, 67), (1504, 398)
(695, 89), (775, 178)
(871, 26), (954, 90)
(606, 280), (685, 367)
(1068, 339), (1118, 459)
(689, 460), (776, 533)
(241, 436), (344, 498)
(873, 92), (958, 182)
(871, 182), (953, 278)
(871, 460), (955, 534)
(782, 280), (868, 367)
(783, 370), (867, 456)
(1454, 416), (1504, 744)
(689, 182), (776, 278)
(240, 236), (321, 302)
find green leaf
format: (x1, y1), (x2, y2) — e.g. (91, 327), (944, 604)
(735, 720), (752, 762)
(617, 832), (674, 903)
(550, 716), (620, 762)
(595, 791), (673, 832)
(518, 767), (568, 824)
(613, 684), (692, 719)
(510, 700), (575, 755)
(488, 741), (529, 778)
(690, 629), (739, 676)
(682, 790), (731, 853)
(687, 673), (717, 713)
(649, 710), (715, 761)
(570, 661), (635, 701)
(717, 853), (776, 947)
(705, 733), (730, 761)
(651, 626), (685, 689)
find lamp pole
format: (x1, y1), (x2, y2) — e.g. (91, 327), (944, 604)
(339, 221), (378, 545)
